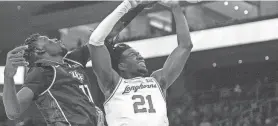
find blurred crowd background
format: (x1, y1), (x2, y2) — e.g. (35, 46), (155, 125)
(1, 1), (278, 126)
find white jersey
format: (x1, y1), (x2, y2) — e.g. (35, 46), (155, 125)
(104, 77), (169, 126)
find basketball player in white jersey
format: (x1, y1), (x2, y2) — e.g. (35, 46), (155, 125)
(88, 1), (193, 126)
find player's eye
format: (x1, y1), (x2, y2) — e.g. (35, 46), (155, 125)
(128, 53), (136, 57)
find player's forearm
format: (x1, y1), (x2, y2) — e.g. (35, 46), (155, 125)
(3, 76), (21, 120)
(172, 6), (193, 49)
(89, 0), (132, 45)
(87, 45), (115, 94)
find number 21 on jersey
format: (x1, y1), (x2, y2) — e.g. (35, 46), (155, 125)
(132, 95), (156, 113)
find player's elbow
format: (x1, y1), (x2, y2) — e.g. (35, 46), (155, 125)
(178, 40), (193, 50)
(4, 106), (22, 120)
(177, 45), (193, 55)
(187, 41), (193, 49)
(6, 112), (21, 120)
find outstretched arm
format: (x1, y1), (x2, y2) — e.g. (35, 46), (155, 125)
(88, 0), (146, 96)
(151, 4), (193, 90)
(3, 46), (33, 120)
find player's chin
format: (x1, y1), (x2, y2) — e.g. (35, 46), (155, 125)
(138, 67), (148, 75)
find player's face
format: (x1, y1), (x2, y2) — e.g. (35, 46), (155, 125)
(120, 48), (148, 75)
(35, 36), (68, 57)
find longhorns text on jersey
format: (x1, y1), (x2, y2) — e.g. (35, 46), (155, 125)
(104, 77), (169, 126)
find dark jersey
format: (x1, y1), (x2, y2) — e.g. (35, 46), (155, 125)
(23, 46), (103, 126)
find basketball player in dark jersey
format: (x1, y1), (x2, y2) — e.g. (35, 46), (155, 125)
(3, 35), (104, 126)
(2, 0), (143, 126)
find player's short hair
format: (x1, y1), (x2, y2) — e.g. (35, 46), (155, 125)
(23, 33), (43, 67)
(105, 39), (131, 73)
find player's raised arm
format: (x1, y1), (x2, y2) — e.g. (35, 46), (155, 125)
(3, 46), (33, 120)
(87, 0), (142, 95)
(151, 2), (193, 90)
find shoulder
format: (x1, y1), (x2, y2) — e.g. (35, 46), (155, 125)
(26, 66), (52, 77)
(66, 45), (88, 58)
(65, 45), (89, 67)
(64, 51), (83, 67)
(24, 66), (56, 99)
(150, 69), (162, 78)
(64, 58), (84, 68)
(150, 69), (167, 89)
(25, 66), (55, 83)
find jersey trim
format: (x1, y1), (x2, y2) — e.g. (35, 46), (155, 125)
(152, 77), (166, 102)
(64, 58), (84, 68)
(103, 78), (123, 105)
(48, 91), (72, 126)
(63, 51), (70, 59)
(39, 66), (57, 96)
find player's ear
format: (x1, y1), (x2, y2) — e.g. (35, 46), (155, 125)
(118, 62), (127, 71)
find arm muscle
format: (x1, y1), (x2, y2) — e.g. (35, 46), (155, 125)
(151, 6), (193, 90)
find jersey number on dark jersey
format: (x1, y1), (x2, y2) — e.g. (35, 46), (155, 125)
(132, 95), (156, 113)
